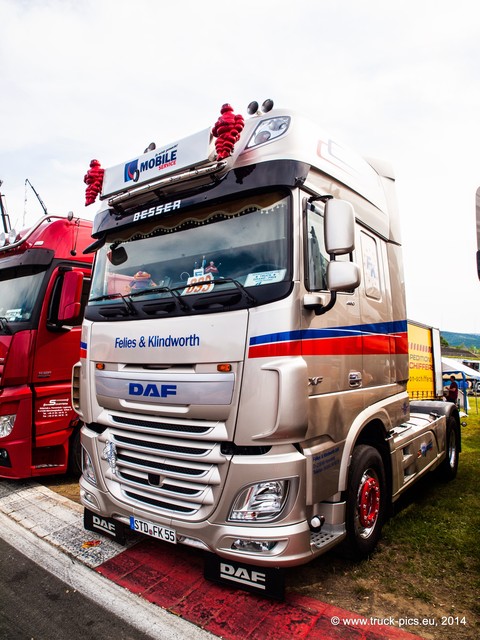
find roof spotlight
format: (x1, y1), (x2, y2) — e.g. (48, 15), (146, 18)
(247, 101), (259, 115)
(262, 99), (274, 113)
(144, 142), (156, 153)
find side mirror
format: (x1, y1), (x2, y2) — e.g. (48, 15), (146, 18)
(324, 199), (355, 255)
(327, 261), (361, 292)
(58, 271), (84, 322)
(108, 245), (128, 266)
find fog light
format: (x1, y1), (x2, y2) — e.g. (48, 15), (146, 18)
(229, 480), (289, 522)
(82, 490), (99, 509)
(0, 448), (11, 467)
(0, 414), (15, 438)
(82, 447), (97, 485)
(231, 539), (278, 553)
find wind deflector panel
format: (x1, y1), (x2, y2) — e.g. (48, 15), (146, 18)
(0, 248), (54, 280)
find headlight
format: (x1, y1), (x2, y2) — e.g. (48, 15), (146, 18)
(228, 480), (289, 522)
(82, 447), (97, 485)
(0, 229), (17, 247)
(0, 415), (15, 438)
(246, 116), (291, 149)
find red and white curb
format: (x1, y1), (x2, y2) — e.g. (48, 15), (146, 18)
(0, 480), (420, 640)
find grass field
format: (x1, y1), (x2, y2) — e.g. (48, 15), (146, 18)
(290, 402), (480, 640)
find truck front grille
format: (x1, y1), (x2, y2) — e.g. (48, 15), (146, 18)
(111, 414), (211, 434)
(100, 414), (229, 520)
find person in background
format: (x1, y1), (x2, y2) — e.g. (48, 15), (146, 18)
(446, 375), (459, 405)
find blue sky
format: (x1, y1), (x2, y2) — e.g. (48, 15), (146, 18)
(1, 0), (479, 333)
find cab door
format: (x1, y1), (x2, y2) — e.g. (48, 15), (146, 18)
(301, 198), (363, 397)
(356, 230), (396, 391)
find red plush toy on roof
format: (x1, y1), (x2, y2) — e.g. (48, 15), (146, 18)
(212, 104), (245, 160)
(84, 159), (105, 206)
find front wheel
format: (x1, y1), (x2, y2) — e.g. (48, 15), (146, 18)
(342, 445), (387, 559)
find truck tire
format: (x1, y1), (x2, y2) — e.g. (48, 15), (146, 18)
(342, 445), (387, 559)
(437, 415), (460, 482)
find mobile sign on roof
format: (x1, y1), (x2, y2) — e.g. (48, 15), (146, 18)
(101, 127), (213, 198)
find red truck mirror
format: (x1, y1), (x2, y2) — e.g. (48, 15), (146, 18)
(58, 270), (84, 322)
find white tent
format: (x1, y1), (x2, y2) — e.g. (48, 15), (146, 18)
(441, 358), (480, 379)
(441, 357), (480, 414)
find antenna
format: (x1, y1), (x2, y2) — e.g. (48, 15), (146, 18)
(24, 179), (48, 218)
(0, 181), (12, 234)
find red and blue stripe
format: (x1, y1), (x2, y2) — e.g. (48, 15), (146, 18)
(248, 321), (408, 359)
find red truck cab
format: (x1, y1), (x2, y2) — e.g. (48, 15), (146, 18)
(0, 214), (93, 478)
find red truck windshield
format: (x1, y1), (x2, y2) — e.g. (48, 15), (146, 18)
(0, 271), (45, 325)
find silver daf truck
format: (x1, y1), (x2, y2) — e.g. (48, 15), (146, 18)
(74, 101), (460, 597)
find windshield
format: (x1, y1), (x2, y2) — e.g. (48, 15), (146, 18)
(88, 191), (290, 313)
(0, 271), (45, 323)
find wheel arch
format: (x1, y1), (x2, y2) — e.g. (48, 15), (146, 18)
(338, 408), (393, 499)
(409, 400), (461, 453)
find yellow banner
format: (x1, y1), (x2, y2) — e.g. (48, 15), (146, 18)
(407, 322), (434, 399)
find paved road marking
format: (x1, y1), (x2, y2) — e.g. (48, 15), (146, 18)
(0, 509), (215, 640)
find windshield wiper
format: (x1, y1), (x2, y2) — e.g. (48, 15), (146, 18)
(89, 292), (137, 316)
(129, 285), (190, 311)
(129, 279), (257, 307)
(90, 278), (256, 316)
(210, 278), (257, 305)
(0, 317), (12, 334)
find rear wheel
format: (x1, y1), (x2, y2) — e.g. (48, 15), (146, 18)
(437, 415), (460, 481)
(342, 445), (387, 559)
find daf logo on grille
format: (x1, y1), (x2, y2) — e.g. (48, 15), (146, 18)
(102, 440), (118, 474)
(128, 382), (177, 398)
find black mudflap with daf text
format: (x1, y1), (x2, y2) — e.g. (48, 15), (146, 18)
(204, 553), (284, 600)
(84, 508), (126, 545)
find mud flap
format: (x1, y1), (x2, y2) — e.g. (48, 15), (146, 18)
(84, 507), (126, 545)
(204, 553), (284, 600)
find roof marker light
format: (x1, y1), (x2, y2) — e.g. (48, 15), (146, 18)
(262, 99), (274, 113)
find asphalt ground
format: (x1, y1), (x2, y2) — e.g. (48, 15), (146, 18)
(0, 479), (421, 640)
(0, 536), (160, 640)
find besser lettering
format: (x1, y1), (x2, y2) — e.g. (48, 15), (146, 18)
(220, 563), (266, 588)
(133, 199), (181, 222)
(128, 383), (177, 398)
